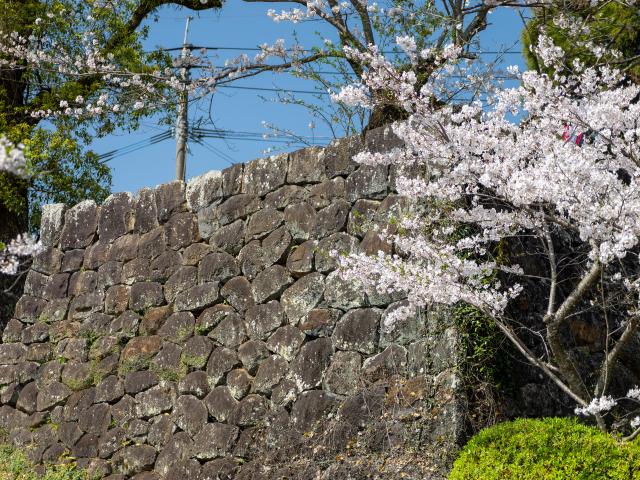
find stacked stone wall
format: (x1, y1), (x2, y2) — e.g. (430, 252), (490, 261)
(0, 126), (465, 479)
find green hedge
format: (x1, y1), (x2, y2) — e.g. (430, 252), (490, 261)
(449, 418), (640, 479)
(0, 444), (87, 480)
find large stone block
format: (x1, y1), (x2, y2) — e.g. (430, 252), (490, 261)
(186, 170), (223, 212)
(60, 200), (98, 250)
(281, 272), (325, 324)
(242, 153), (288, 197)
(98, 192), (132, 243)
(40, 203), (66, 247)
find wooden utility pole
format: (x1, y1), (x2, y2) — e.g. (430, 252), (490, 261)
(175, 16), (193, 181)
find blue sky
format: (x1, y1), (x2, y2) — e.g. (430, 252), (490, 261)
(90, 1), (528, 194)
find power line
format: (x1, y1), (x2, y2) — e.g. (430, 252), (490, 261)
(150, 45), (522, 55)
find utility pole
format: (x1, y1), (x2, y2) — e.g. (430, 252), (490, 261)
(175, 16), (193, 181)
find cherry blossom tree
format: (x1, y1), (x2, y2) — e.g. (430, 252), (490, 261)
(0, 137), (42, 276)
(334, 18), (640, 435)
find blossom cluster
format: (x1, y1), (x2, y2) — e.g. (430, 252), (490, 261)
(335, 33), (640, 331)
(0, 6), (313, 120)
(0, 138), (43, 275)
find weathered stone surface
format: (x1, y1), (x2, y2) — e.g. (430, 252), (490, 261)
(346, 165), (388, 202)
(218, 194), (261, 226)
(154, 432), (192, 476)
(109, 311), (140, 338)
(285, 240), (316, 276)
(112, 445), (157, 476)
(199, 252), (239, 283)
(246, 208), (284, 240)
(173, 395), (207, 436)
(226, 369), (252, 400)
(231, 394), (267, 427)
(264, 184), (308, 209)
(284, 202), (317, 241)
(14, 295), (48, 323)
(135, 384), (176, 418)
(333, 308), (381, 354)
(362, 345), (408, 382)
(95, 375), (124, 403)
(177, 371), (210, 398)
(0, 344), (26, 364)
(98, 261), (123, 288)
(98, 427), (126, 459)
(205, 386), (238, 423)
(244, 301), (284, 340)
(180, 335), (214, 368)
(165, 212), (199, 250)
(252, 355), (287, 394)
(290, 390), (339, 431)
(182, 243), (212, 266)
(147, 415), (175, 448)
(192, 423), (239, 460)
(209, 312), (246, 348)
(298, 308), (341, 337)
(316, 199), (350, 238)
(347, 199), (380, 238)
(123, 256), (151, 284)
(150, 343), (185, 381)
(108, 234), (139, 262)
(78, 403), (111, 434)
(252, 265), (293, 304)
(120, 336), (162, 373)
(165, 459), (201, 480)
(140, 305), (172, 336)
(289, 338), (334, 390)
(124, 371), (159, 395)
(237, 340), (270, 375)
(138, 228), (166, 260)
(220, 276), (255, 313)
(266, 326), (305, 361)
(315, 232), (360, 273)
(36, 381), (72, 411)
(40, 203), (66, 247)
(209, 219), (245, 255)
(324, 271), (366, 311)
(186, 170), (223, 212)
(129, 282), (164, 311)
(175, 283), (219, 311)
(281, 273), (325, 324)
(150, 250), (182, 282)
(360, 230), (393, 257)
(158, 312), (195, 343)
(16, 382), (38, 414)
(61, 361), (92, 391)
(61, 250), (84, 273)
(288, 147), (326, 184)
(105, 285), (130, 315)
(206, 347), (239, 385)
(323, 134), (362, 178)
(323, 351), (362, 396)
(164, 266), (197, 303)
(60, 200), (98, 250)
(308, 177), (346, 209)
(379, 300), (424, 348)
(133, 188), (159, 234)
(242, 154), (288, 197)
(155, 181), (185, 222)
(98, 192), (132, 243)
(222, 163), (243, 197)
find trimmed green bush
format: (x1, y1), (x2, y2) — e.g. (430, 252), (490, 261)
(0, 444), (88, 480)
(449, 418), (640, 479)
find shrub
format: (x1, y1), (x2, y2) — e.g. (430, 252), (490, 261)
(0, 444), (88, 480)
(449, 418), (640, 479)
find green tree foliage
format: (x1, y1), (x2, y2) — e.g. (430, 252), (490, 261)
(521, 2), (640, 83)
(0, 0), (223, 238)
(449, 417), (640, 479)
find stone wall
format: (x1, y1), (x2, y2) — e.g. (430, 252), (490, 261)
(0, 126), (465, 479)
